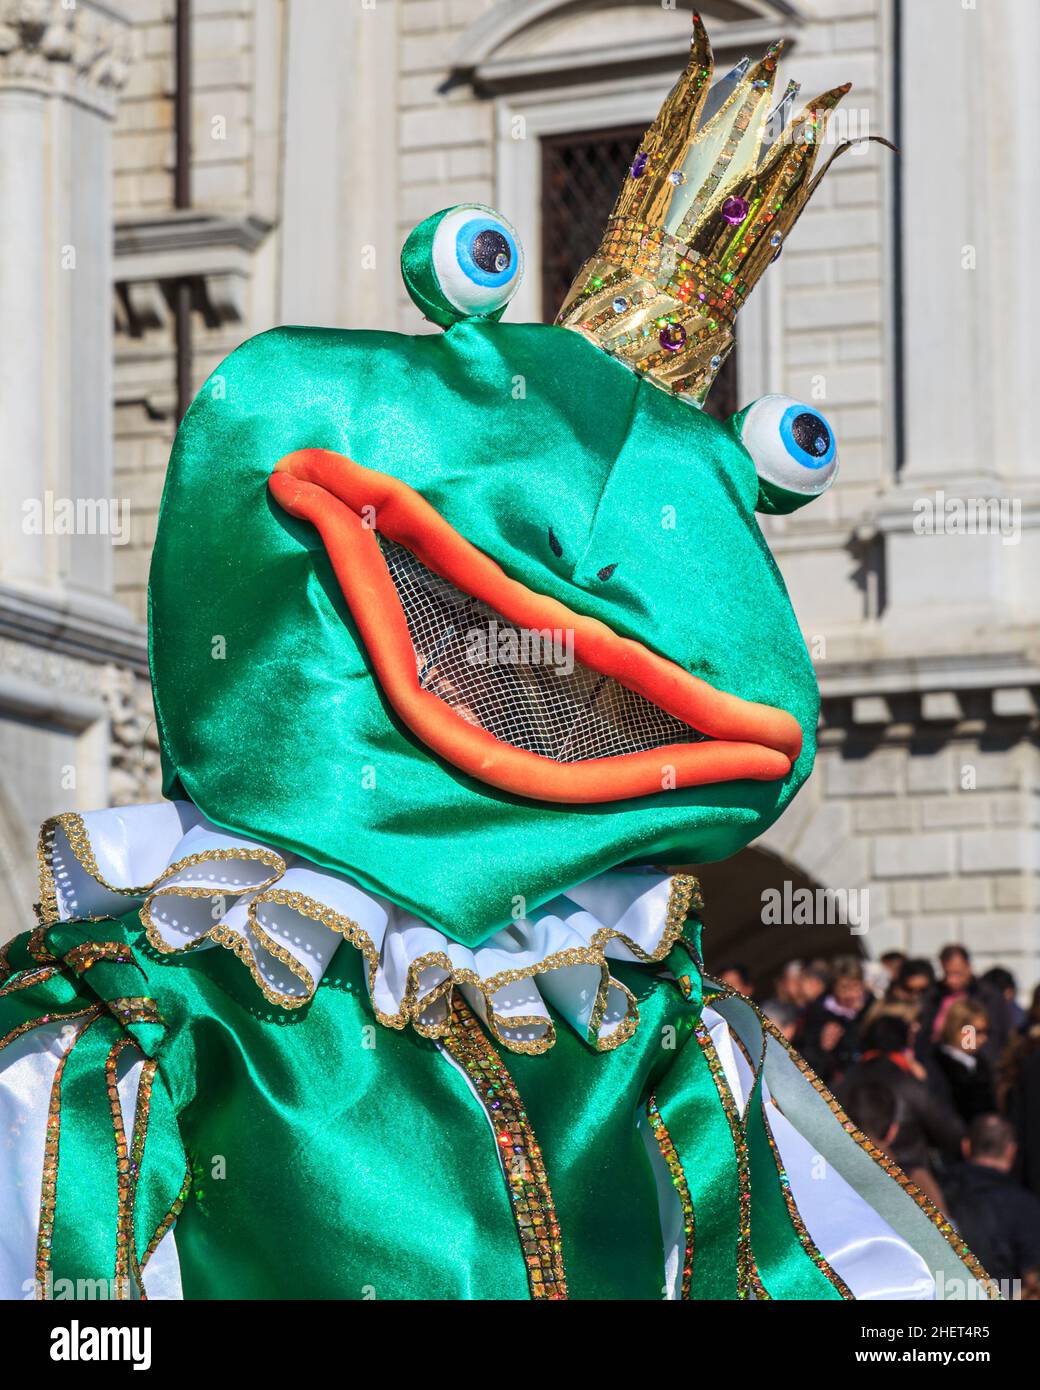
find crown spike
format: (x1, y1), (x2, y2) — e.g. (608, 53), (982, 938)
(555, 21), (885, 407)
(665, 41), (783, 244)
(609, 14), (715, 234)
(699, 55), (751, 126)
(763, 79), (802, 153)
(689, 10), (712, 67)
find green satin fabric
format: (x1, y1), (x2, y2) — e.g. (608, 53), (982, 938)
(745, 1062), (842, 1297)
(51, 1017), (125, 1287)
(153, 941), (700, 1299)
(150, 320), (820, 947)
(400, 207), (511, 328)
(657, 1021), (742, 1298)
(1, 915), (188, 1295)
(701, 988), (842, 1299)
(745, 1069), (842, 1300)
(2, 918), (930, 1301)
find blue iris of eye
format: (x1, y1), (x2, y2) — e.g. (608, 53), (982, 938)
(455, 219), (517, 287)
(779, 404), (836, 470)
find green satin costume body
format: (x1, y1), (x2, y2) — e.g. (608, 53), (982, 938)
(4, 907), (852, 1300)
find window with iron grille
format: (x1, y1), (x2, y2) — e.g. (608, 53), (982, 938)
(540, 126), (738, 421)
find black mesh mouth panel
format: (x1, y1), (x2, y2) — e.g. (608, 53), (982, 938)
(378, 536), (707, 763)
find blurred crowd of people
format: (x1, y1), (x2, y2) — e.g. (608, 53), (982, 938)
(715, 945), (1040, 1296)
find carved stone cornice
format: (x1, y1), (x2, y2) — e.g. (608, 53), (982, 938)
(817, 651), (1040, 743)
(0, 0), (130, 116)
(0, 581), (148, 675)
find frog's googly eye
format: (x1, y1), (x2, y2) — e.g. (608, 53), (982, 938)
(434, 208), (522, 313)
(739, 395), (839, 514)
(401, 204), (524, 328)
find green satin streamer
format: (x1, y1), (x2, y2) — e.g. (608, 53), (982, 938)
(0, 966), (87, 1042)
(655, 1026), (743, 1299)
(47, 1015), (126, 1292)
(0, 916), (189, 1298)
(505, 961), (695, 1300)
(744, 1065), (845, 1299)
(699, 990), (842, 1299)
(132, 1068), (189, 1275)
(709, 987), (997, 1299)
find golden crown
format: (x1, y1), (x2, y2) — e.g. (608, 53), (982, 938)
(556, 13), (883, 407)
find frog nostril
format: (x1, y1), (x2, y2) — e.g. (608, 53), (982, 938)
(597, 563), (618, 582)
(547, 526), (563, 558)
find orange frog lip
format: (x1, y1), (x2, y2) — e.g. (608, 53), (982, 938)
(268, 448), (802, 805)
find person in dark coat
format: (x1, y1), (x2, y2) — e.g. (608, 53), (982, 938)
(1000, 984), (1040, 1199)
(933, 998), (997, 1125)
(919, 945), (1012, 1065)
(842, 1009), (963, 1209)
(944, 1115), (1040, 1292)
(798, 956), (869, 1087)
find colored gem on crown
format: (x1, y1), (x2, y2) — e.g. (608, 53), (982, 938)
(659, 323), (687, 353)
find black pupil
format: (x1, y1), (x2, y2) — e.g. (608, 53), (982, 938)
(471, 228), (510, 275)
(792, 412), (830, 458)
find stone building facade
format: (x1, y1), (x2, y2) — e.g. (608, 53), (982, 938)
(1, 0), (1036, 990)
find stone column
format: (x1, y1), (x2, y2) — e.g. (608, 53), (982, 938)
(883, 0), (1040, 632)
(279, 0), (398, 331)
(0, 1), (130, 607)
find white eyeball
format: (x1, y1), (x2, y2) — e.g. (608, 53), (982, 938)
(740, 395), (839, 510)
(431, 205), (524, 318)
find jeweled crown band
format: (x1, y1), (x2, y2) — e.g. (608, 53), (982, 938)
(557, 218), (745, 403)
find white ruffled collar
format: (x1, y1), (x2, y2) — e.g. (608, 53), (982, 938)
(37, 801), (700, 1055)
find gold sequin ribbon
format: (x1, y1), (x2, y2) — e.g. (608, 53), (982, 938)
(646, 1092), (695, 1298)
(440, 996), (567, 1300)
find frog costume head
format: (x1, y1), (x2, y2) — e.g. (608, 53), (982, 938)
(150, 15), (874, 946)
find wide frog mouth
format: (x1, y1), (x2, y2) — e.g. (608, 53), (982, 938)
(269, 449), (802, 804)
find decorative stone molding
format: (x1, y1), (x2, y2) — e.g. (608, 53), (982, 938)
(0, 583), (148, 676)
(113, 212), (272, 418)
(0, 632), (159, 806)
(0, 633), (110, 708)
(103, 663), (161, 805)
(448, 0), (801, 94)
(0, 0), (131, 116)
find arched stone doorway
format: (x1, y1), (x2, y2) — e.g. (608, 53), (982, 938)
(692, 845), (867, 994)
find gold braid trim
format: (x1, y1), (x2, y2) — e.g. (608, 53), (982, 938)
(28, 927), (57, 963)
(37, 810), (286, 925)
(0, 964), (59, 996)
(62, 942), (136, 974)
(125, 1056), (159, 1299)
(0, 1004), (100, 1055)
(441, 995), (568, 1299)
(139, 1165), (192, 1277)
(104, 1036), (139, 1300)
